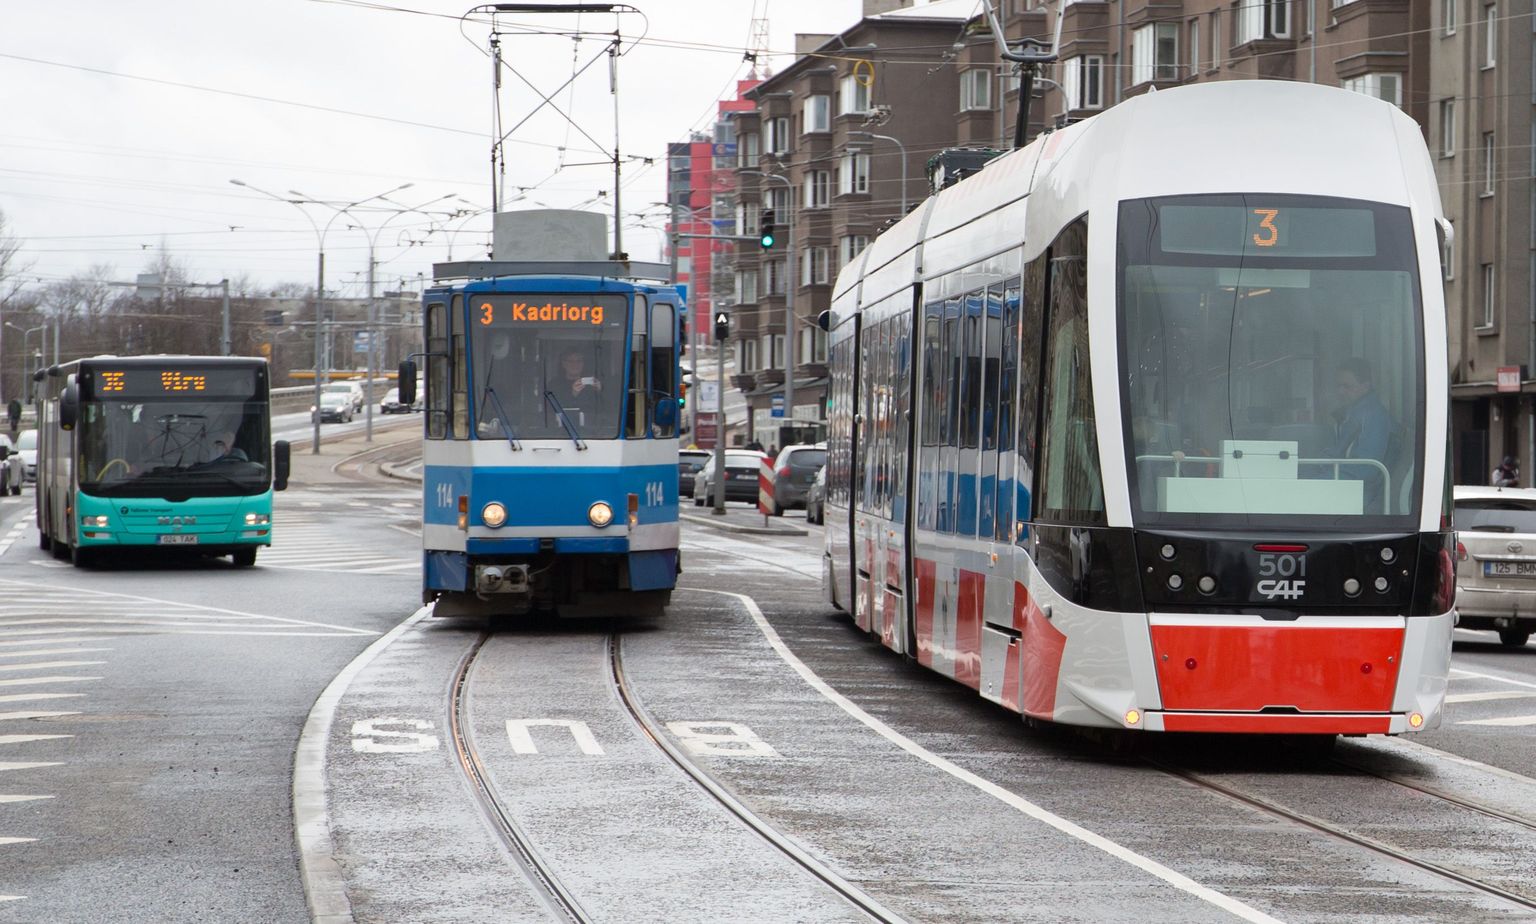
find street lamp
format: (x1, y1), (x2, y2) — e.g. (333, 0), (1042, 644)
(739, 169), (795, 468)
(848, 130), (909, 220)
(353, 192), (456, 441)
(4, 323), (45, 402)
(229, 178), (412, 453)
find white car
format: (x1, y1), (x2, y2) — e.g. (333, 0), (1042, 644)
(13, 428), (36, 483)
(322, 381), (365, 412)
(0, 435), (23, 495)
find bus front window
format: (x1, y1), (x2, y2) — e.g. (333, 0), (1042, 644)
(79, 400), (270, 495)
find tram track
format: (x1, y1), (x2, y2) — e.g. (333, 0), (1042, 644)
(448, 633), (593, 924)
(1149, 757), (1536, 914)
(605, 633), (911, 924)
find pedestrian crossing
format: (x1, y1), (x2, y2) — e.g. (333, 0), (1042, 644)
(255, 516), (418, 575)
(1448, 666), (1536, 727)
(0, 581), (377, 638)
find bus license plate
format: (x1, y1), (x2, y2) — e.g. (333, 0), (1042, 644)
(157, 534), (198, 545)
(1484, 561), (1536, 577)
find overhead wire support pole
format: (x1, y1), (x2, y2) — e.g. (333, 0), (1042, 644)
(976, 0), (1063, 148)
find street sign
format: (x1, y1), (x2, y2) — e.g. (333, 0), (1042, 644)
(771, 394), (784, 418)
(698, 381), (720, 413)
(353, 331), (373, 353)
(1498, 366), (1522, 393)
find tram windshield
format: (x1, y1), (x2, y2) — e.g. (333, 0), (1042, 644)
(1117, 194), (1424, 528)
(469, 293), (627, 441)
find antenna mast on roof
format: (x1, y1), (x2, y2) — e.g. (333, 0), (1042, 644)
(978, 0), (1062, 148)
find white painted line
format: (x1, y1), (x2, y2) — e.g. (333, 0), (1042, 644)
(0, 637), (114, 648)
(1450, 667), (1536, 692)
(699, 589), (1287, 924)
(0, 735), (71, 745)
(1445, 691), (1536, 704)
(0, 661), (106, 674)
(0, 619), (375, 636)
(0, 762), (63, 773)
(0, 648), (112, 660)
(1457, 714), (1536, 727)
(294, 605), (432, 924)
(0, 579), (379, 635)
(0, 694), (82, 705)
(0, 677), (101, 688)
(0, 712), (79, 722)
(0, 795), (52, 805)
(0, 840), (36, 847)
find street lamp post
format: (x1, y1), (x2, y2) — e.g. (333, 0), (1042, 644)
(739, 170), (795, 449)
(230, 179), (413, 453)
(848, 130), (909, 220)
(4, 324), (44, 402)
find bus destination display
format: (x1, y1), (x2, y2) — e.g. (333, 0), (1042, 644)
(88, 367), (260, 400)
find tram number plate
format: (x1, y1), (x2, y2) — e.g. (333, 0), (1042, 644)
(157, 534), (199, 545)
(1484, 561), (1536, 577)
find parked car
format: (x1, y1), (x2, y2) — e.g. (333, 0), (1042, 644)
(0, 437), (22, 496)
(323, 381), (365, 412)
(313, 392), (354, 424)
(678, 449), (710, 496)
(1453, 485), (1536, 647)
(14, 428), (36, 483)
(692, 450), (767, 506)
(764, 444), (827, 515)
(805, 464), (825, 525)
(380, 388), (412, 414)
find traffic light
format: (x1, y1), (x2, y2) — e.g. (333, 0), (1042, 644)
(678, 381), (688, 409)
(714, 311), (730, 342)
(759, 209), (777, 250)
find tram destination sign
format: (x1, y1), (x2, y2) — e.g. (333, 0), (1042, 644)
(1157, 203), (1378, 258)
(83, 366), (261, 401)
(471, 294), (626, 328)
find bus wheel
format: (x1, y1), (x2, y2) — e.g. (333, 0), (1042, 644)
(70, 546), (94, 569)
(232, 548), (257, 567)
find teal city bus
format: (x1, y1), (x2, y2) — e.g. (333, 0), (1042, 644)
(34, 356), (291, 567)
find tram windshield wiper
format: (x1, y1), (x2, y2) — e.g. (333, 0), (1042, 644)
(480, 386), (522, 451)
(543, 391), (588, 451)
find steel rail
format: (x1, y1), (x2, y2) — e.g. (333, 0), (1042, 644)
(606, 634), (911, 924)
(448, 634), (592, 923)
(1328, 753), (1536, 835)
(1152, 758), (1536, 913)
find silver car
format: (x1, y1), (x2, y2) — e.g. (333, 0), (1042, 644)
(1454, 485), (1536, 647)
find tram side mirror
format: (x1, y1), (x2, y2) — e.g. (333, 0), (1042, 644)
(0, 446), (9, 461)
(816, 310), (831, 332)
(653, 394), (677, 431)
(59, 382), (79, 431)
(397, 361), (417, 407)
(273, 440), (291, 491)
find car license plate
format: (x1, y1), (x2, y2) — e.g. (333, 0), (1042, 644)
(1484, 560), (1536, 576)
(732, 472), (752, 480)
(157, 534), (198, 545)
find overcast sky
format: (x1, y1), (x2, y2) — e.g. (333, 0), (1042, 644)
(0, 0), (931, 298)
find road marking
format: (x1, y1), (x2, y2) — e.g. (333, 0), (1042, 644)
(0, 677), (101, 688)
(1457, 714), (1536, 727)
(1445, 691), (1536, 704)
(0, 711), (79, 722)
(0, 795), (52, 805)
(666, 721), (780, 758)
(0, 763), (62, 773)
(0, 841), (36, 848)
(700, 588), (1287, 924)
(0, 694), (82, 705)
(0, 735), (71, 745)
(0, 661), (106, 673)
(0, 648), (112, 660)
(1450, 667), (1536, 692)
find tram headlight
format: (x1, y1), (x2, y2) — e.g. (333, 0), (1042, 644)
(588, 501), (614, 528)
(481, 502), (507, 528)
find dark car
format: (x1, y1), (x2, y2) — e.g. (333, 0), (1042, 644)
(312, 392), (354, 424)
(678, 449), (710, 497)
(692, 450), (767, 506)
(764, 444), (826, 515)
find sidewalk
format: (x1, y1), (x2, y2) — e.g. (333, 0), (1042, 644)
(285, 419), (422, 488)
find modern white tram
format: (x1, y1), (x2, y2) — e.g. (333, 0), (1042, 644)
(822, 81), (1455, 737)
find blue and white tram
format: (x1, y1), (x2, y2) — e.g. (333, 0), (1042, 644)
(823, 81), (1455, 737)
(402, 267), (683, 619)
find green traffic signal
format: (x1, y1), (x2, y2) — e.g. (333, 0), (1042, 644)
(759, 231), (775, 249)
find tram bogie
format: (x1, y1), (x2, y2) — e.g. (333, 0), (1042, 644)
(823, 81), (1454, 736)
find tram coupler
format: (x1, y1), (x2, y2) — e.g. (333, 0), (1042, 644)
(475, 563), (530, 594)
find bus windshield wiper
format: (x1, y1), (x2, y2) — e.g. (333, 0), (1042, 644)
(481, 386), (522, 450)
(543, 391), (588, 450)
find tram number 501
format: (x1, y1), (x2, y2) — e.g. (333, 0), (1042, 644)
(1256, 552), (1307, 601)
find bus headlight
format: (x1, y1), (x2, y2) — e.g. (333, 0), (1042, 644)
(482, 502), (507, 528)
(588, 502), (614, 528)
(244, 512), (270, 526)
(81, 515), (109, 527)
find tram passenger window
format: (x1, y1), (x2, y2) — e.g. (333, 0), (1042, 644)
(425, 302), (449, 440)
(893, 322), (911, 523)
(961, 299), (983, 451)
(943, 299), (961, 448)
(995, 283), (1017, 543)
(451, 296), (469, 440)
(1015, 268), (1044, 542)
(650, 302), (676, 438)
(1037, 221), (1107, 525)
(920, 305), (942, 447)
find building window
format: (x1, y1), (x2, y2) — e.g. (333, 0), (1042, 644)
(838, 152), (870, 195)
(766, 185), (790, 215)
(1443, 0), (1456, 33)
(1210, 9), (1222, 69)
(1483, 132), (1495, 194)
(1439, 99), (1456, 157)
(1238, 0), (1290, 43)
(838, 234), (870, 270)
(800, 246), (830, 286)
(839, 74), (871, 115)
(1131, 23), (1178, 84)
(802, 95), (830, 134)
(766, 117), (790, 154)
(738, 133), (759, 167)
(763, 259), (786, 296)
(1342, 73), (1403, 107)
(1062, 56), (1104, 110)
(804, 170), (831, 208)
(735, 200), (760, 236)
(799, 326), (828, 364)
(735, 269), (758, 305)
(1190, 19), (1200, 73)
(1481, 263), (1495, 327)
(960, 69), (992, 111)
(1482, 4), (1496, 67)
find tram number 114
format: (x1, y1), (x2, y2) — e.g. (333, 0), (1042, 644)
(644, 481), (665, 506)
